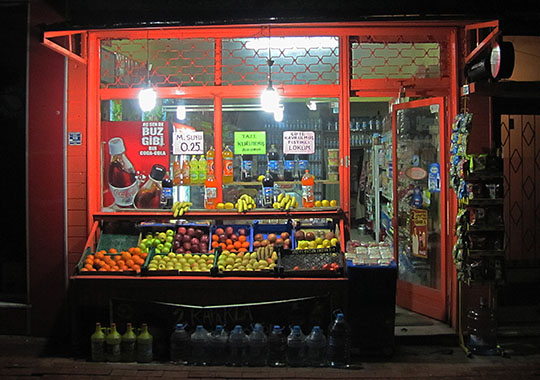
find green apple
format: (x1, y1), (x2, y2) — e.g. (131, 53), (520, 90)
(166, 235), (174, 244)
(166, 229), (174, 236)
(158, 232), (167, 242)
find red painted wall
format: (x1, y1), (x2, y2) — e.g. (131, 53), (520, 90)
(27, 4), (67, 338)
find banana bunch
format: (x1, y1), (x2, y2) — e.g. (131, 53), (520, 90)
(172, 201), (192, 217)
(235, 194), (256, 213)
(255, 245), (277, 261)
(273, 193), (298, 210)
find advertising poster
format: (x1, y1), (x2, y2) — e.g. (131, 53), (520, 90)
(102, 121), (170, 209)
(410, 208), (428, 258)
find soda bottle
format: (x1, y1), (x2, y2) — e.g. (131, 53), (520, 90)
(326, 313), (351, 368)
(134, 164), (166, 209)
(136, 323), (153, 363)
(267, 325), (286, 367)
(241, 155), (254, 181)
(170, 323), (191, 365)
(286, 325), (306, 367)
(228, 325), (249, 366)
(180, 156), (190, 185)
(467, 297), (498, 355)
(121, 322), (137, 362)
(301, 170), (315, 208)
(160, 177), (173, 209)
(172, 156), (181, 186)
(107, 137), (139, 207)
(283, 154), (295, 181)
(262, 169), (275, 208)
(204, 173), (218, 209)
(198, 155), (207, 183)
(248, 323), (268, 367)
(206, 146), (215, 176)
(298, 154), (309, 174)
(90, 322), (106, 362)
(267, 144), (280, 180)
(190, 325), (209, 366)
(190, 156), (199, 184)
(208, 325), (228, 366)
(223, 145), (234, 183)
(105, 322), (122, 362)
(305, 326), (327, 367)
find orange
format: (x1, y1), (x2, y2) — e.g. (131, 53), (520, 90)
(125, 259), (135, 268)
(132, 264), (141, 272)
(108, 248), (117, 254)
(95, 251), (105, 259)
(80, 267), (88, 272)
(226, 239), (233, 246)
(238, 235), (247, 243)
(241, 241), (250, 249)
(238, 247), (247, 253)
(233, 241), (242, 249)
(84, 263), (93, 271)
(212, 234), (219, 241)
(122, 251), (132, 261)
(211, 241), (219, 248)
(226, 244), (235, 251)
(117, 259), (125, 267)
(132, 247), (142, 256)
(219, 243), (227, 249)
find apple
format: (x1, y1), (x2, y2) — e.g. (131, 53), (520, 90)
(174, 233), (183, 242)
(215, 227), (224, 235)
(175, 247), (185, 254)
(177, 226), (187, 235)
(225, 226), (234, 236)
(166, 229), (175, 236)
(166, 235), (174, 244)
(183, 242), (192, 251)
(187, 227), (195, 236)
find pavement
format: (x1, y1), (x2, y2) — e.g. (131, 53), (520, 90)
(1, 333), (539, 379)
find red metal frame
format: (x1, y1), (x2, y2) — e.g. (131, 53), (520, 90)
(391, 97), (448, 321)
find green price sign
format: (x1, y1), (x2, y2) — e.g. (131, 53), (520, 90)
(234, 131), (267, 155)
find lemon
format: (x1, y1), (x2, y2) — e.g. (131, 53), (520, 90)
(321, 199), (330, 207)
(224, 202), (234, 209)
(257, 175), (265, 182)
(314, 200), (322, 207)
(216, 202), (225, 209)
(330, 200), (338, 207)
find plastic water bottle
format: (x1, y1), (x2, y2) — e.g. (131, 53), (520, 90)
(190, 325), (209, 365)
(305, 326), (327, 367)
(287, 325), (306, 367)
(467, 297), (498, 355)
(248, 323), (268, 366)
(228, 325), (249, 366)
(208, 325), (228, 366)
(170, 323), (190, 365)
(326, 313), (351, 368)
(121, 323), (137, 362)
(267, 325), (287, 367)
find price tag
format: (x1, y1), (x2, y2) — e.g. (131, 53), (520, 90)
(283, 131), (315, 154)
(234, 131), (267, 155)
(172, 131), (204, 155)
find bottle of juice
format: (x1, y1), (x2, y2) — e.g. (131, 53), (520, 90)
(181, 156), (190, 185)
(190, 156), (199, 184)
(204, 173), (218, 209)
(172, 156), (181, 186)
(206, 146), (215, 176)
(301, 170), (315, 208)
(134, 164), (166, 209)
(223, 145), (234, 183)
(198, 155), (207, 183)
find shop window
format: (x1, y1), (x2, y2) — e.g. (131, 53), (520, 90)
(100, 38), (216, 88)
(221, 37), (339, 85)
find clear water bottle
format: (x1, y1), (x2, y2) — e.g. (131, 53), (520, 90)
(170, 323), (190, 365)
(326, 313), (351, 368)
(267, 325), (287, 367)
(208, 325), (228, 366)
(228, 325), (249, 366)
(467, 297), (498, 355)
(248, 323), (268, 366)
(190, 325), (209, 365)
(305, 326), (327, 367)
(287, 325), (306, 367)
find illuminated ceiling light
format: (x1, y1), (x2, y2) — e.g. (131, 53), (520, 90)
(139, 87), (157, 112)
(176, 105), (186, 120)
(307, 100), (317, 111)
(273, 105), (284, 122)
(260, 27), (280, 113)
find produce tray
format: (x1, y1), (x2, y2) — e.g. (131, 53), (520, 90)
(252, 221), (295, 250)
(139, 223), (212, 256)
(96, 233), (141, 253)
(210, 224), (253, 253)
(277, 245), (345, 278)
(292, 221), (339, 250)
(76, 247), (141, 276)
(210, 246), (278, 277)
(142, 251), (215, 276)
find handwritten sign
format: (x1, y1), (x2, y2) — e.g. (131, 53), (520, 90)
(172, 131), (204, 155)
(283, 131), (315, 154)
(234, 131), (266, 155)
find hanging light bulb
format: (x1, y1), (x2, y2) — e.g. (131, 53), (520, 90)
(273, 105), (284, 122)
(261, 82), (280, 113)
(176, 105), (186, 120)
(139, 87), (157, 112)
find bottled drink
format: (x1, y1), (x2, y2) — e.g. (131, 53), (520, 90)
(206, 146), (215, 176)
(208, 325), (228, 366)
(121, 322), (137, 362)
(90, 322), (106, 362)
(160, 177), (173, 209)
(287, 325), (306, 367)
(170, 323), (190, 365)
(241, 155), (254, 181)
(228, 325), (249, 366)
(198, 155), (207, 183)
(190, 325), (209, 365)
(267, 144), (280, 180)
(172, 156), (181, 186)
(298, 154), (309, 175)
(136, 323), (153, 363)
(267, 325), (287, 367)
(204, 173), (218, 209)
(305, 326), (326, 367)
(326, 313), (351, 368)
(301, 170), (315, 208)
(134, 164), (166, 209)
(262, 170), (275, 208)
(105, 322), (122, 362)
(467, 297), (498, 355)
(108, 137), (139, 207)
(223, 145), (234, 183)
(180, 156), (190, 185)
(190, 156), (199, 184)
(248, 323), (268, 366)
(283, 154), (295, 181)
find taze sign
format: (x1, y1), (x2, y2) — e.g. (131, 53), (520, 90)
(283, 131), (315, 154)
